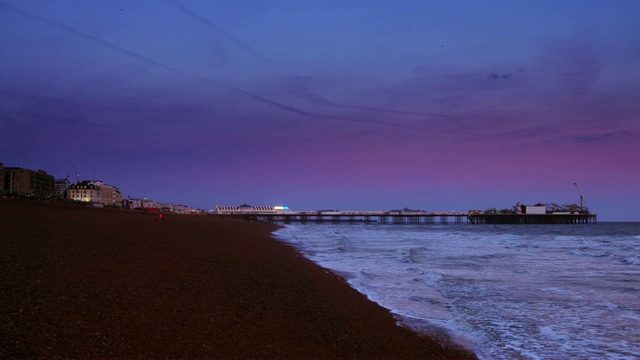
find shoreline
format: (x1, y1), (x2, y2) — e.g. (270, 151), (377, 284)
(0, 198), (476, 359)
(272, 225), (478, 353)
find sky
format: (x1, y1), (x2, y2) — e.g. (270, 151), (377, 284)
(1, 0), (639, 221)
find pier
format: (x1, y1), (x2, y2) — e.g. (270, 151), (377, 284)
(215, 183), (598, 225)
(217, 211), (597, 225)
(265, 212), (470, 225)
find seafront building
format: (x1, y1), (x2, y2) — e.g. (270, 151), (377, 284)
(171, 204), (193, 213)
(125, 197), (197, 213)
(127, 198), (160, 209)
(54, 178), (71, 198)
(67, 181), (100, 203)
(90, 180), (122, 206)
(67, 180), (123, 207)
(1, 164), (55, 197)
(1, 161), (203, 213)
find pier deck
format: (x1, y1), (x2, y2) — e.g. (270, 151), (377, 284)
(219, 212), (597, 225)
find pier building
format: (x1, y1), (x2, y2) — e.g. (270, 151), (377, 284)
(215, 204), (291, 214)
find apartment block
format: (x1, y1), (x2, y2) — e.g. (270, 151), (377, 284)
(2, 165), (55, 197)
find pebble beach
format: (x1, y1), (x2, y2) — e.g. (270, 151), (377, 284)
(0, 199), (475, 359)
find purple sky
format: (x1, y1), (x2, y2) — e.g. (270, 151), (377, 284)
(1, 1), (639, 220)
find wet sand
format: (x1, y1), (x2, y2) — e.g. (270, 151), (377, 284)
(0, 199), (476, 359)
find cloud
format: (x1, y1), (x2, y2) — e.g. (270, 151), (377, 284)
(535, 44), (603, 95)
(0, 1), (417, 132)
(564, 130), (639, 144)
(489, 72), (513, 79)
(293, 90), (463, 122)
(162, 0), (280, 70)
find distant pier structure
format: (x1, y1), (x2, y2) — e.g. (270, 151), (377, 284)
(468, 213), (596, 225)
(215, 204), (597, 225)
(468, 203), (597, 224)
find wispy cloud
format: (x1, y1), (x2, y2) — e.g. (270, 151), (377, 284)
(0, 0), (419, 132)
(163, 0), (280, 70)
(294, 90), (463, 122)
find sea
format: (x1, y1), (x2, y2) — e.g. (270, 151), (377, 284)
(273, 222), (640, 360)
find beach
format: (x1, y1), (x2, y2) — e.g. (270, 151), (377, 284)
(0, 199), (475, 359)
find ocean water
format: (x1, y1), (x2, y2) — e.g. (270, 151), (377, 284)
(273, 222), (640, 360)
